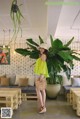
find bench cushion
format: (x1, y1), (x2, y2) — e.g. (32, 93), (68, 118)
(63, 85), (80, 93)
(0, 85), (36, 94)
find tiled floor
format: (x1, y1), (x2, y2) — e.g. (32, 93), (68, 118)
(0, 96), (80, 119)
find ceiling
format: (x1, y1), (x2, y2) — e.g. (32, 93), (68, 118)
(55, 0), (80, 41)
(0, 0), (80, 43)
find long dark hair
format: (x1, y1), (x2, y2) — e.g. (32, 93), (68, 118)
(43, 49), (48, 56)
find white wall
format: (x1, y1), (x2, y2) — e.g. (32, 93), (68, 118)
(0, 37), (36, 79)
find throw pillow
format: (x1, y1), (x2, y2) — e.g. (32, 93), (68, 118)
(15, 74), (27, 85)
(18, 78), (28, 86)
(0, 75), (6, 84)
(0, 77), (10, 86)
(6, 74), (16, 85)
(72, 78), (80, 86)
(15, 74), (35, 86)
(28, 76), (35, 86)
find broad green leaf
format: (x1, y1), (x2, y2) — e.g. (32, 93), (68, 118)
(52, 39), (63, 49)
(62, 65), (71, 79)
(64, 37), (74, 47)
(68, 60), (74, 69)
(15, 48), (31, 56)
(56, 54), (64, 64)
(56, 75), (63, 84)
(48, 47), (56, 56)
(26, 38), (39, 47)
(58, 51), (73, 61)
(50, 35), (54, 47)
(30, 50), (39, 59)
(59, 46), (70, 51)
(27, 43), (37, 50)
(71, 55), (80, 61)
(47, 57), (62, 73)
(39, 36), (44, 44)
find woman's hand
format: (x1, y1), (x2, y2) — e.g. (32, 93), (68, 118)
(39, 75), (45, 82)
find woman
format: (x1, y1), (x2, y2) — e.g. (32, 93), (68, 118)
(34, 43), (49, 113)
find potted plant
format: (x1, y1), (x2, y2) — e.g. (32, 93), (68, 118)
(45, 35), (74, 98)
(15, 35), (80, 98)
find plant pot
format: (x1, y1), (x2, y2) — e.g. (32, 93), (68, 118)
(46, 84), (61, 99)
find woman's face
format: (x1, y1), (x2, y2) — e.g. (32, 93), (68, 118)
(39, 47), (45, 54)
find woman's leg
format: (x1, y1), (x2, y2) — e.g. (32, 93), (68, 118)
(42, 89), (46, 108)
(35, 75), (46, 113)
(36, 88), (44, 111)
(39, 76), (47, 113)
(38, 89), (46, 113)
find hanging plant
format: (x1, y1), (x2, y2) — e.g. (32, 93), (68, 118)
(10, 0), (24, 44)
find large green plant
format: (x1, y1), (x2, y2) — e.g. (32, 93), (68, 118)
(15, 35), (80, 84)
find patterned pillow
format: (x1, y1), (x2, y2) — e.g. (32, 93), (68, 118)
(15, 74), (35, 86)
(0, 75), (6, 84)
(0, 77), (10, 86)
(15, 74), (26, 85)
(18, 78), (28, 86)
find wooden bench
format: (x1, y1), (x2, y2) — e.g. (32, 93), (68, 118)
(69, 88), (80, 116)
(22, 93), (37, 101)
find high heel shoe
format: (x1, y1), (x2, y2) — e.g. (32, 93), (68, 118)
(39, 107), (46, 113)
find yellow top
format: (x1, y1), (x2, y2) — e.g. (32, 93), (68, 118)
(34, 58), (49, 78)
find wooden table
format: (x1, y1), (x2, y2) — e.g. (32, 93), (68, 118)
(0, 88), (22, 105)
(0, 88), (22, 116)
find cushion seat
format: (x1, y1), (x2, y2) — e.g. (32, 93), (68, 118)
(20, 86), (36, 93)
(63, 85), (80, 94)
(0, 85), (36, 94)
